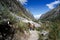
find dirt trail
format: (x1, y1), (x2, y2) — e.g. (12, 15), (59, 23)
(28, 30), (39, 40)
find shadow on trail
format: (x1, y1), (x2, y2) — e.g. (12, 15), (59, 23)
(0, 21), (16, 40)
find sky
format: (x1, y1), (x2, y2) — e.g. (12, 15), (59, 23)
(18, 0), (60, 19)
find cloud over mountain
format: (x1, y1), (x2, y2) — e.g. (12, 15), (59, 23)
(46, 1), (60, 9)
(34, 14), (42, 19)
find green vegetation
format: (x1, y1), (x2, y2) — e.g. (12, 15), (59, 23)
(38, 21), (60, 40)
(48, 21), (60, 40)
(16, 21), (29, 33)
(0, 2), (29, 34)
(0, 5), (16, 24)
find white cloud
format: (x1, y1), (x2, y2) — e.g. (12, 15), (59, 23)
(34, 14), (42, 19)
(46, 1), (60, 9)
(17, 0), (28, 5)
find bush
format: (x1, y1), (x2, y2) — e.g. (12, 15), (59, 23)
(17, 21), (29, 33)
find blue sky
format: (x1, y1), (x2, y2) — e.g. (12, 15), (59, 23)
(18, 0), (60, 19)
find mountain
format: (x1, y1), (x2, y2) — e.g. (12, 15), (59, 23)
(0, 0), (36, 40)
(39, 5), (60, 21)
(0, 0), (35, 21)
(39, 5), (60, 40)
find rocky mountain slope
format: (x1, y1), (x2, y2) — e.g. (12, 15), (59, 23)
(39, 5), (60, 21)
(0, 0), (35, 21)
(38, 5), (60, 40)
(0, 0), (37, 40)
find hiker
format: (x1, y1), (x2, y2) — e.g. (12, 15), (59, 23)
(28, 22), (35, 30)
(28, 22), (32, 30)
(33, 24), (35, 30)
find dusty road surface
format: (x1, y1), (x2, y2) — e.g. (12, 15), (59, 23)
(28, 30), (39, 40)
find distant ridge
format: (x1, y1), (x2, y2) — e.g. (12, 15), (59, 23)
(39, 4), (60, 21)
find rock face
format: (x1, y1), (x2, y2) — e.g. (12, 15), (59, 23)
(0, 0), (35, 21)
(40, 5), (60, 21)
